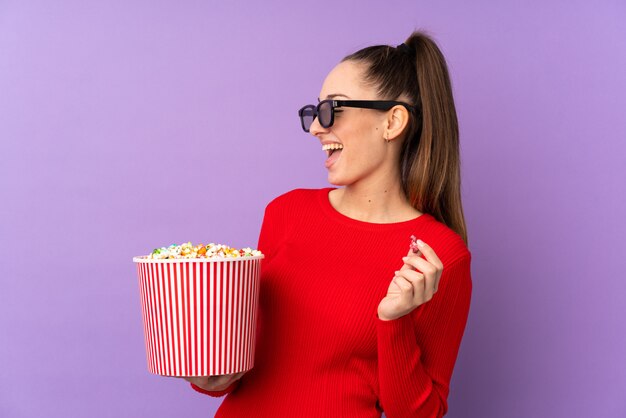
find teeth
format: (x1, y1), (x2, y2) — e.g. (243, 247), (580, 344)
(321, 143), (344, 151)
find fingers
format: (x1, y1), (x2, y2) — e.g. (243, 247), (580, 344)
(228, 372), (245, 382)
(395, 269), (427, 304)
(401, 247), (420, 270)
(411, 240), (443, 270)
(407, 247), (421, 257)
(403, 240), (443, 290)
(402, 254), (437, 276)
(215, 372), (245, 386)
(423, 273), (436, 301)
(180, 372), (244, 379)
(172, 371), (247, 394)
(398, 239), (444, 303)
(392, 273), (415, 304)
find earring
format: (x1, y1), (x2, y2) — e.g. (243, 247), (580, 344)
(385, 134), (391, 143)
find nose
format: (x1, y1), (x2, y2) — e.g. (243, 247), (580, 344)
(308, 113), (327, 138)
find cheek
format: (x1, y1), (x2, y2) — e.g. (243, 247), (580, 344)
(336, 114), (381, 144)
(332, 113), (386, 168)
(348, 121), (384, 159)
(343, 138), (386, 171)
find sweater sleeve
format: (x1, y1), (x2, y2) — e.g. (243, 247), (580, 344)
(188, 197), (282, 398)
(256, 197), (283, 261)
(376, 254), (472, 418)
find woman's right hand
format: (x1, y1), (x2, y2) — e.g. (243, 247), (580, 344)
(181, 372), (246, 392)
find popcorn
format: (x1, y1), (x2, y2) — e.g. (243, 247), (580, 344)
(145, 242), (263, 259)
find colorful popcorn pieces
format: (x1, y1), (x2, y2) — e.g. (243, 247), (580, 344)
(146, 242), (263, 259)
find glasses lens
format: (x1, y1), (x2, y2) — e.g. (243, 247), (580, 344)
(300, 105), (316, 132)
(318, 101), (332, 128)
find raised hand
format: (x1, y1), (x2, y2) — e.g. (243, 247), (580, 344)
(377, 239), (443, 321)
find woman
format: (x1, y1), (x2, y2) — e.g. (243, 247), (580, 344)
(184, 30), (472, 418)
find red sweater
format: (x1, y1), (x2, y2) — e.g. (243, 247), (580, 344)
(191, 187), (472, 418)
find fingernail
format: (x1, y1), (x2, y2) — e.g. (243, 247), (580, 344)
(402, 257), (408, 261)
(417, 239), (425, 248)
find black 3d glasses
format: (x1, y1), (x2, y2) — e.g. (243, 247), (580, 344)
(298, 99), (416, 132)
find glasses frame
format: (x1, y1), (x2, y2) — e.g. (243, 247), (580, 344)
(298, 99), (417, 132)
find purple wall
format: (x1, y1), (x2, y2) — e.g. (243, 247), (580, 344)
(1, 1), (625, 417)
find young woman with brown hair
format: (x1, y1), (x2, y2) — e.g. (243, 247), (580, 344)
(184, 30), (472, 418)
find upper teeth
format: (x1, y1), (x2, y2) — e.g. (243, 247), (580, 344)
(322, 143), (344, 151)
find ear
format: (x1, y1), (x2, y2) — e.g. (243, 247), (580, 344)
(384, 105), (411, 141)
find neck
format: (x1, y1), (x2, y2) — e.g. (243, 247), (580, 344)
(331, 175), (417, 223)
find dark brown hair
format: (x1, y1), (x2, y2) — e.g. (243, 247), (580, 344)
(342, 30), (468, 247)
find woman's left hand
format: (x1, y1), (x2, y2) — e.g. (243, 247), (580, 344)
(377, 240), (444, 321)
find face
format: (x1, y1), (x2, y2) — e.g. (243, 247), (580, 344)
(309, 60), (398, 186)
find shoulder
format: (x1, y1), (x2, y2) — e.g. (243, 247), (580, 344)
(266, 187), (322, 207)
(263, 187), (323, 214)
(419, 214), (471, 269)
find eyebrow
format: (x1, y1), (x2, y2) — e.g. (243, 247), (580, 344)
(317, 93), (350, 102)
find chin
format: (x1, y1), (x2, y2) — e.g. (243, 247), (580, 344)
(327, 173), (354, 187)
(327, 177), (343, 187)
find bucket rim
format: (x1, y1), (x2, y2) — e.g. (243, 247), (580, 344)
(133, 255), (264, 263)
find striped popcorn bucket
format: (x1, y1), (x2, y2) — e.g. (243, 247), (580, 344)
(132, 256), (263, 377)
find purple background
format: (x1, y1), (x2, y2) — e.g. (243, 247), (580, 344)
(1, 1), (625, 417)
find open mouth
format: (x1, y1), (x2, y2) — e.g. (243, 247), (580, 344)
(322, 143), (344, 158)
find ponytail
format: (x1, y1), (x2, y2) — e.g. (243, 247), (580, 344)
(341, 30), (468, 247)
